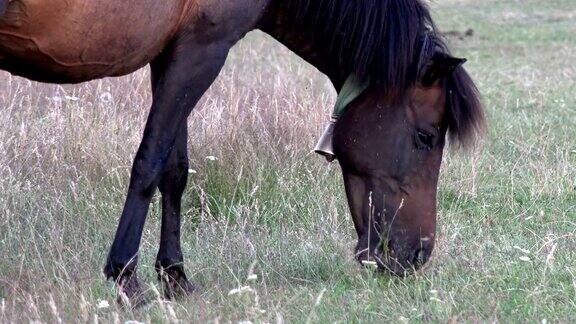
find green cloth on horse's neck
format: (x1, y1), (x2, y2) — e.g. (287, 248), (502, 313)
(332, 74), (370, 119)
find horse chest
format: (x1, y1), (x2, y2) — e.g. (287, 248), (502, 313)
(0, 0), (184, 83)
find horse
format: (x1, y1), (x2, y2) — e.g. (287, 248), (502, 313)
(0, 0), (484, 304)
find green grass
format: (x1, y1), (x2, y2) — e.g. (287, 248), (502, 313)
(0, 0), (575, 322)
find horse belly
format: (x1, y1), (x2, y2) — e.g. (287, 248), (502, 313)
(0, 0), (184, 83)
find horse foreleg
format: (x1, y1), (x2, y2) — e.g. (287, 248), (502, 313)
(155, 123), (195, 299)
(103, 35), (231, 306)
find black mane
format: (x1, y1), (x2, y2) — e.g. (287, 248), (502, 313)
(287, 0), (436, 101)
(445, 63), (485, 146)
(287, 0), (484, 145)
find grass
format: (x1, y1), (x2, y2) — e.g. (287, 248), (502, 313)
(0, 0), (575, 322)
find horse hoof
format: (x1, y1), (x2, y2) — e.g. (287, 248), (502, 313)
(116, 273), (149, 308)
(102, 259), (117, 281)
(158, 267), (196, 300)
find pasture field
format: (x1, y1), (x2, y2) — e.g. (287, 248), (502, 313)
(0, 0), (575, 322)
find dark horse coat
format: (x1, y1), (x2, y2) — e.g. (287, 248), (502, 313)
(0, 0), (484, 305)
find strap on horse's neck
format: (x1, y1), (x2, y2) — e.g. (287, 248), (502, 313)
(331, 74), (370, 119)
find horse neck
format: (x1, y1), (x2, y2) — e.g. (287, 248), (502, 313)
(257, 1), (348, 90)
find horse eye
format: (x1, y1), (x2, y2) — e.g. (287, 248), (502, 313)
(415, 130), (435, 151)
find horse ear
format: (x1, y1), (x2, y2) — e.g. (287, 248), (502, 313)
(421, 54), (467, 86)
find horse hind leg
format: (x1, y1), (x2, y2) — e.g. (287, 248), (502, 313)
(155, 123), (195, 299)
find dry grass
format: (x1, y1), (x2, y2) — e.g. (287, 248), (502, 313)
(0, 0), (575, 322)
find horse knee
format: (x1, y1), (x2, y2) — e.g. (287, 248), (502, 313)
(159, 160), (189, 195)
(129, 160), (166, 199)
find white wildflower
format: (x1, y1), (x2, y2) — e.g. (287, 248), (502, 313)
(361, 260), (377, 268)
(513, 245), (531, 254)
(100, 92), (113, 103)
(96, 300), (109, 309)
(519, 256), (531, 262)
(228, 286), (252, 296)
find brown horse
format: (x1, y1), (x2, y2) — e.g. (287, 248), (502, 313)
(0, 0), (484, 304)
